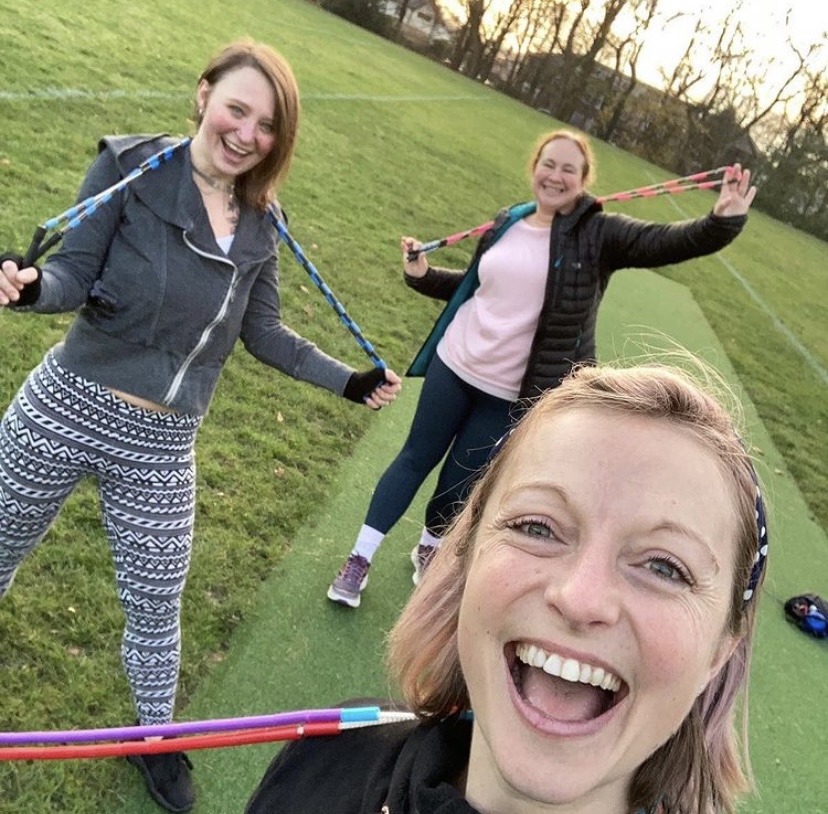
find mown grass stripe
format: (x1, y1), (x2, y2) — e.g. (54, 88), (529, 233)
(660, 187), (828, 385)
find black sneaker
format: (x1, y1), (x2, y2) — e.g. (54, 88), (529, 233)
(127, 749), (195, 813)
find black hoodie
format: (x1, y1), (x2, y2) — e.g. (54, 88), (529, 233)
(245, 701), (475, 814)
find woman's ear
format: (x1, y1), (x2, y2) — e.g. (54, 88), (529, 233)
(701, 633), (742, 693)
(196, 80), (211, 116)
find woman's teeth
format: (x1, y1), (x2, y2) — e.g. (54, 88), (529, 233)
(515, 643), (622, 692)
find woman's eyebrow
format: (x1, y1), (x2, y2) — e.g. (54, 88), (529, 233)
(650, 520), (721, 573)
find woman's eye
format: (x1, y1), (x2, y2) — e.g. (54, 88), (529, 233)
(259, 122), (274, 135)
(644, 557), (691, 584)
(230, 105), (244, 117)
(512, 520), (554, 539)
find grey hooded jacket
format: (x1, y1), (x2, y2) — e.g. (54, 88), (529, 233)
(27, 134), (353, 415)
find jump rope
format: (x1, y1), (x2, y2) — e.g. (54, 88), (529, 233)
(4, 139), (396, 761)
(6, 147), (739, 760)
(18, 137), (386, 370)
(0, 707), (418, 760)
(406, 165), (736, 260)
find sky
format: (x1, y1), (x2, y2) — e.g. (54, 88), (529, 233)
(629, 0), (826, 92)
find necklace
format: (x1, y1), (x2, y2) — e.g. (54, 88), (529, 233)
(191, 161), (240, 234)
(191, 161), (235, 196)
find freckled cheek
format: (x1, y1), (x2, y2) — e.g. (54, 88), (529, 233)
(472, 563), (536, 618)
(463, 565), (506, 625)
(639, 618), (706, 686)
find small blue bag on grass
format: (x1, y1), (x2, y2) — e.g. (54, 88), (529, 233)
(784, 593), (828, 639)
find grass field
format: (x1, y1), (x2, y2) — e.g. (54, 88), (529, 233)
(1, 0), (827, 812)
(147, 273), (828, 814)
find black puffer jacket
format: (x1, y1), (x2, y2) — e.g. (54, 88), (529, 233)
(406, 197), (747, 399)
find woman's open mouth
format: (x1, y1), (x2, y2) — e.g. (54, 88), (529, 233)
(509, 642), (627, 724)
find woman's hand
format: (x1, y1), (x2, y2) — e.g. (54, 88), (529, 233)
(402, 237), (428, 278)
(713, 164), (757, 217)
(344, 367), (402, 410)
(0, 254), (40, 307)
(362, 367), (402, 410)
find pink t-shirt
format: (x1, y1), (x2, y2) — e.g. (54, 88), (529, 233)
(438, 219), (550, 400)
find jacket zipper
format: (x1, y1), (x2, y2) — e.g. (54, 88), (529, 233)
(163, 234), (240, 406)
(549, 214), (566, 310)
(517, 231), (564, 397)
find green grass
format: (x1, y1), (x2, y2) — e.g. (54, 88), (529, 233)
(106, 272), (828, 814)
(0, 1), (826, 812)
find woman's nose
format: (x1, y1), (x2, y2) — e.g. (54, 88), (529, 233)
(236, 119), (256, 143)
(543, 545), (622, 629)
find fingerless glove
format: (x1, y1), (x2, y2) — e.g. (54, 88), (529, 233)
(344, 368), (387, 404)
(0, 251), (42, 307)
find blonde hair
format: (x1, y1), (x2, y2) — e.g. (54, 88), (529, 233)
(529, 129), (596, 186)
(194, 38), (300, 211)
(387, 362), (765, 814)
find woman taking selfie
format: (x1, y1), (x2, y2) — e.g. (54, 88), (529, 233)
(249, 360), (768, 814)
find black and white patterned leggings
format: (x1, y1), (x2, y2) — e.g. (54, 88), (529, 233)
(0, 350), (202, 725)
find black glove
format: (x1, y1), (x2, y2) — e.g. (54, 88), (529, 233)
(344, 368), (387, 405)
(1, 251), (42, 307)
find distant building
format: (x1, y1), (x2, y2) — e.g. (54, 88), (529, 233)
(379, 0), (453, 46)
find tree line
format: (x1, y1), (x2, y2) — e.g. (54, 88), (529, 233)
(317, 0), (827, 241)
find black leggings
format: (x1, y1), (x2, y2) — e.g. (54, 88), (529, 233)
(365, 354), (515, 535)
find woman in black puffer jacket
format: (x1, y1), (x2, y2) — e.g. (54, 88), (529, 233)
(326, 129), (756, 610)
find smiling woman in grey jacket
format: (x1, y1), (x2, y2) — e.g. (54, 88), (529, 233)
(0, 38), (399, 813)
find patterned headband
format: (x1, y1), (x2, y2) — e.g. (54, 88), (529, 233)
(488, 429), (769, 607)
(743, 464), (769, 604)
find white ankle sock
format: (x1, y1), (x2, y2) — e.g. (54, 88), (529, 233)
(418, 528), (442, 549)
(352, 525), (385, 562)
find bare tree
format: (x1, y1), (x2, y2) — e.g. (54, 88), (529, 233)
(541, 0), (595, 116)
(437, 0), (827, 241)
(472, 0), (529, 83)
(553, 0), (637, 124)
(760, 62), (828, 238)
(504, 0), (561, 88)
(733, 33), (822, 136)
(645, 2), (816, 171)
(595, 0), (664, 142)
(658, 11), (711, 103)
(448, 0), (492, 71)
(641, 2), (752, 171)
(510, 1), (569, 106)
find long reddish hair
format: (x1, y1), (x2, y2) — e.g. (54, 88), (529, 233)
(194, 39), (300, 211)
